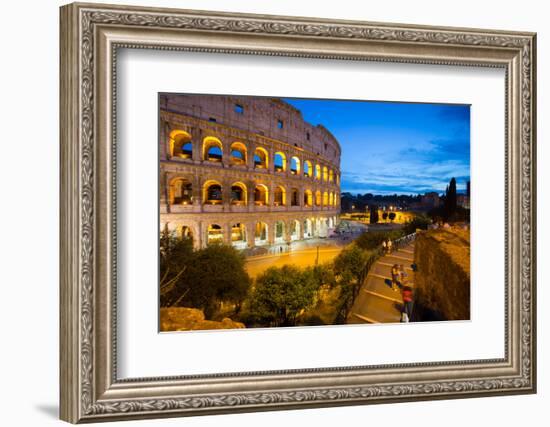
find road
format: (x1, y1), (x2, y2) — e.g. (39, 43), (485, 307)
(245, 246), (344, 279)
(347, 242), (415, 324)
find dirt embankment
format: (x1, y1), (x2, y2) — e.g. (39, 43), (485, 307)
(414, 228), (470, 321)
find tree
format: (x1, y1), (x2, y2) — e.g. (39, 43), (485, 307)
(369, 204), (379, 224)
(382, 212), (388, 221)
(247, 265), (318, 327)
(179, 243), (252, 318)
(443, 177), (458, 220)
(388, 212), (396, 222)
(159, 226), (193, 307)
(402, 215), (431, 235)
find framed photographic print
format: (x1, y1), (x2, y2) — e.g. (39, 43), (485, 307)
(60, 2), (537, 423)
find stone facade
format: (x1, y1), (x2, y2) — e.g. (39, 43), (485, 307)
(159, 94), (341, 250)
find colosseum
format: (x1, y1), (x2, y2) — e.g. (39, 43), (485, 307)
(159, 94), (341, 251)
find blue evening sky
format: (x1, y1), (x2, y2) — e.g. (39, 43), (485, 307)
(283, 98), (470, 196)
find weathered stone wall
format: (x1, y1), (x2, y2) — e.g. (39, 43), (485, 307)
(413, 228), (470, 321)
(159, 94), (342, 249)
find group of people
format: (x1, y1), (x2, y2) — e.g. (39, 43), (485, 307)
(390, 263), (414, 323)
(381, 239), (393, 254)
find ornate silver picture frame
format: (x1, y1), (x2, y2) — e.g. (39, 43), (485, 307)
(60, 2), (536, 423)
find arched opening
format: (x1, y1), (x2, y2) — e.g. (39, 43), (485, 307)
(323, 191), (329, 206)
(254, 184), (269, 206)
(329, 169), (334, 182)
(181, 225), (193, 241)
(290, 220), (301, 240)
(275, 221), (285, 243)
(230, 142), (247, 165)
(323, 166), (328, 182)
(329, 192), (334, 207)
(203, 136), (223, 162)
(254, 147), (268, 169)
(207, 224), (223, 244)
(231, 223), (247, 247)
(315, 190), (321, 207)
(304, 160), (312, 177)
(291, 188), (299, 206)
(274, 185), (286, 206)
(230, 182), (247, 205)
(303, 218), (313, 238)
(290, 156), (300, 175)
(315, 164), (321, 180)
(304, 190), (313, 207)
(169, 130), (192, 159)
(169, 178), (192, 205)
(203, 181), (223, 205)
(274, 152), (286, 172)
(255, 222), (268, 245)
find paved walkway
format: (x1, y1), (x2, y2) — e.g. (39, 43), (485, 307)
(347, 243), (415, 324)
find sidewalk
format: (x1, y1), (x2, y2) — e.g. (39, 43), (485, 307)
(347, 243), (415, 324)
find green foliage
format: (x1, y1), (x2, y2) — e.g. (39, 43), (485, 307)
(181, 243), (251, 318)
(355, 230), (403, 251)
(402, 215), (431, 235)
(246, 265), (319, 327)
(369, 204), (379, 224)
(388, 212), (396, 222)
(160, 227), (251, 318)
(332, 246), (379, 323)
(159, 226), (193, 306)
(333, 245), (369, 284)
(382, 212), (388, 221)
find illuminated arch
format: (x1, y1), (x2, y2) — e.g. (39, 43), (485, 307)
(231, 223), (246, 246)
(180, 225), (194, 242)
(169, 178), (193, 205)
(315, 190), (321, 207)
(304, 189), (313, 207)
(323, 166), (328, 182)
(323, 191), (329, 206)
(304, 160), (313, 177)
(169, 129), (192, 158)
(207, 224), (223, 244)
(203, 180), (223, 204)
(290, 188), (299, 206)
(274, 185), (286, 206)
(274, 151), (286, 172)
(229, 142), (247, 165)
(230, 182), (247, 205)
(254, 184), (269, 205)
(203, 136), (223, 162)
(315, 164), (321, 180)
(290, 156), (300, 175)
(255, 222), (268, 245)
(290, 219), (301, 240)
(329, 169), (334, 182)
(275, 221), (285, 242)
(329, 192), (334, 207)
(254, 147), (269, 169)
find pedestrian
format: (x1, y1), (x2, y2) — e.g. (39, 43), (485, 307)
(382, 240), (387, 253)
(401, 285), (414, 321)
(391, 264), (400, 292)
(399, 264), (408, 285)
(387, 239), (393, 254)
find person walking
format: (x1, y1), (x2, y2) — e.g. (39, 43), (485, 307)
(391, 264), (400, 292)
(401, 285), (414, 322)
(387, 239), (393, 254)
(382, 240), (387, 253)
